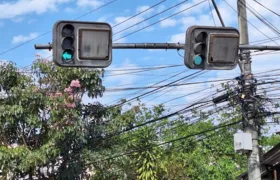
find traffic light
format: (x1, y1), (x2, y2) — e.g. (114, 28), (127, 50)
(53, 20), (112, 68)
(184, 26), (239, 70)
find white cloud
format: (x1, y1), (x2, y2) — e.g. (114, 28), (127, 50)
(76, 0), (103, 8)
(0, 0), (71, 20)
(11, 17), (24, 23)
(112, 4), (158, 42)
(160, 18), (177, 28)
(136, 5), (154, 14)
(170, 33), (185, 43)
(37, 50), (53, 59)
(175, 0), (209, 16)
(12, 32), (39, 44)
(64, 7), (76, 13)
(81, 59), (144, 105)
(169, 14), (214, 43)
(105, 59), (140, 86)
(180, 15), (213, 30)
(156, 4), (165, 13)
(27, 19), (37, 24)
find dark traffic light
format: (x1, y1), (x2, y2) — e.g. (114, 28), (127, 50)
(53, 20), (112, 68)
(184, 26), (239, 70)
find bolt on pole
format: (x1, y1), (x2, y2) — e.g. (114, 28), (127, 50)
(237, 0), (261, 179)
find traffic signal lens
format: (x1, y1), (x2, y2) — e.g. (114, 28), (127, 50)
(62, 37), (74, 49)
(194, 43), (205, 54)
(195, 32), (207, 42)
(62, 24), (74, 37)
(193, 55), (203, 66)
(62, 49), (74, 62)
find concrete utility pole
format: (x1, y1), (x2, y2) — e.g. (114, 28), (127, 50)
(238, 0), (261, 179)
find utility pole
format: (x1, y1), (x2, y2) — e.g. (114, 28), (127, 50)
(238, 0), (261, 179)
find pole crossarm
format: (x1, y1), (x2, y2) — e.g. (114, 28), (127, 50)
(112, 43), (185, 49)
(239, 45), (280, 51)
(34, 43), (280, 51)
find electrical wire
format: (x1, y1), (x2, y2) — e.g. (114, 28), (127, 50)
(104, 65), (182, 77)
(106, 77), (234, 92)
(116, 102), (235, 152)
(13, 64), (183, 75)
(143, 71), (208, 104)
(240, 0), (280, 37)
(253, 0), (280, 17)
(250, 37), (280, 45)
(113, 0), (207, 42)
(106, 70), (188, 105)
(112, 0), (167, 28)
(82, 120), (241, 165)
(108, 71), (204, 108)
(106, 64), (183, 72)
(251, 50), (280, 56)
(113, 0), (190, 35)
(223, 0), (279, 45)
(208, 0), (216, 26)
(85, 92), (214, 142)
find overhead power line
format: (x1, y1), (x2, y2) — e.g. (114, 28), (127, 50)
(14, 64), (183, 74)
(253, 0), (280, 17)
(106, 70), (187, 105)
(74, 0), (118, 20)
(207, 0), (216, 26)
(106, 77), (233, 92)
(250, 37), (280, 45)
(113, 0), (190, 35)
(113, 0), (207, 42)
(143, 71), (207, 104)
(88, 90), (213, 140)
(83, 120), (241, 165)
(104, 65), (183, 77)
(223, 0), (279, 45)
(109, 71), (204, 107)
(112, 0), (167, 28)
(107, 64), (183, 72)
(241, 0), (280, 37)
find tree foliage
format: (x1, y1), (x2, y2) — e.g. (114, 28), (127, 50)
(0, 58), (278, 179)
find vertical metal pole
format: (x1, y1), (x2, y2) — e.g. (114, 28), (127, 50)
(238, 0), (261, 179)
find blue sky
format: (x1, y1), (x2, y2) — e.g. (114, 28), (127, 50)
(0, 0), (279, 132)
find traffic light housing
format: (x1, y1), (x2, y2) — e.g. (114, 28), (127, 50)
(184, 26), (239, 70)
(53, 20), (112, 68)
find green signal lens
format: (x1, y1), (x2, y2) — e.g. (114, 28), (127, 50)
(193, 55), (203, 66)
(62, 50), (74, 62)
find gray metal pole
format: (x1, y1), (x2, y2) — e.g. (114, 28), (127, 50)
(237, 0), (261, 179)
(238, 0), (249, 45)
(34, 43), (280, 51)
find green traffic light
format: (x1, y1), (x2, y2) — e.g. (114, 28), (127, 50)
(62, 50), (73, 61)
(193, 55), (203, 65)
